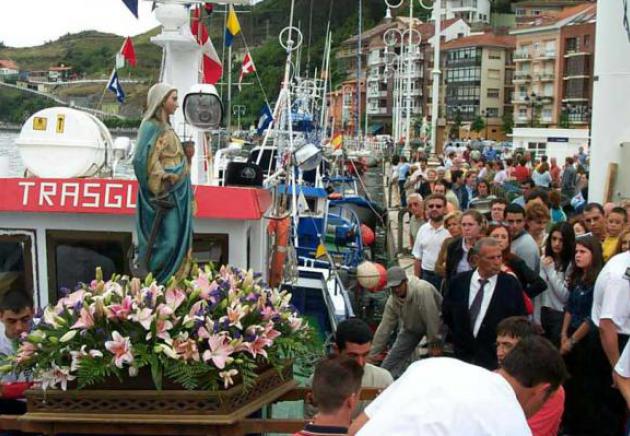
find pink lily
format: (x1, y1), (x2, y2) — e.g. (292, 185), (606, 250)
(70, 345), (103, 372)
(262, 321), (281, 341)
(219, 368), (239, 389)
(243, 335), (272, 358)
(155, 303), (174, 319)
(227, 303), (248, 330)
(107, 295), (133, 320)
(202, 335), (234, 369)
(165, 288), (186, 311)
(288, 315), (303, 332)
(260, 306), (276, 321)
(71, 307), (95, 330)
(104, 331), (134, 368)
(129, 307), (154, 330)
(173, 337), (200, 362)
(41, 363), (76, 391)
(15, 341), (37, 364)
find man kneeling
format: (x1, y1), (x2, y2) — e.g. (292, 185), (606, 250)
(295, 356), (363, 436)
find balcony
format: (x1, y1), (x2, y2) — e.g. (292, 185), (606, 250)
(538, 72), (555, 81)
(367, 107), (387, 115)
(535, 50), (556, 60)
(367, 74), (381, 82)
(368, 55), (386, 66)
(513, 72), (531, 83)
(367, 90), (387, 98)
(564, 49), (591, 58)
(516, 115), (530, 123)
(514, 51), (531, 61)
(541, 116), (553, 123)
(540, 94), (554, 103)
(512, 92), (528, 103)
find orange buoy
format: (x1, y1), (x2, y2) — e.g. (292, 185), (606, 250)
(267, 216), (291, 288)
(360, 224), (375, 246)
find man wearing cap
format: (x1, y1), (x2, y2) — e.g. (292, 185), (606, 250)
(368, 266), (443, 378)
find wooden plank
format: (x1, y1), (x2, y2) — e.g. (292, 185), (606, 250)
(604, 162), (618, 202)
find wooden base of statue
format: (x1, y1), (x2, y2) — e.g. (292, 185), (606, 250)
(8, 364), (296, 435)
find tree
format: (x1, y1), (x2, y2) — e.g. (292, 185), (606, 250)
(501, 111), (514, 135)
(559, 110), (570, 128)
(471, 115), (485, 134)
(449, 110), (462, 138)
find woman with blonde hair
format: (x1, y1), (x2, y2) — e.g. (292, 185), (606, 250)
(132, 83), (193, 283)
(435, 211), (463, 279)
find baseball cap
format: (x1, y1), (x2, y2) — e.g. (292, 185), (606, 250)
(386, 266), (408, 288)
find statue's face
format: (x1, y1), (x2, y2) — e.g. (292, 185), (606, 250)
(163, 91), (179, 116)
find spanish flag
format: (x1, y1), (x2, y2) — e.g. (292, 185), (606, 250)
(225, 5), (241, 47)
(331, 133), (343, 150)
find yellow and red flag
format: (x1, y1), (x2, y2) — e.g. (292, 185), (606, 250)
(331, 133), (343, 150)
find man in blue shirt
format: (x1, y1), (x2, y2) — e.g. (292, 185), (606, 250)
(398, 156), (411, 207)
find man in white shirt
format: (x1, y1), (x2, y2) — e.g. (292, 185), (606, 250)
(592, 251), (630, 368)
(0, 291), (34, 361)
(349, 336), (567, 436)
(412, 194), (450, 291)
(613, 341), (630, 409)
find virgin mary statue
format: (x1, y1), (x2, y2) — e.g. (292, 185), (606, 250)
(132, 83), (193, 283)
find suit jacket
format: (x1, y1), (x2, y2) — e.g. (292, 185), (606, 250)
(445, 236), (466, 280)
(442, 270), (527, 370)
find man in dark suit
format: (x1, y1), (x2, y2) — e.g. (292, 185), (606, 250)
(442, 237), (527, 370)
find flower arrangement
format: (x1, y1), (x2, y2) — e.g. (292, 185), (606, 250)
(6, 265), (311, 391)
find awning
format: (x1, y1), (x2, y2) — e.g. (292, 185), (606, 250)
(368, 123), (384, 134)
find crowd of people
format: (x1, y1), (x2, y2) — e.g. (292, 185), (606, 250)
(297, 143), (630, 435)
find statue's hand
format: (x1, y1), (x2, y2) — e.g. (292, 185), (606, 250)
(165, 173), (179, 186)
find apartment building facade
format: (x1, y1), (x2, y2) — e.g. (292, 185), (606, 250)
(440, 33), (515, 141)
(510, 3), (595, 129)
(435, 0), (492, 24)
(512, 1), (591, 23)
(327, 79), (366, 134)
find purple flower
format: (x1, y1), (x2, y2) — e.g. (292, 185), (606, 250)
(233, 330), (242, 339)
(73, 301), (83, 312)
(143, 291), (154, 308)
(213, 320), (221, 334)
(60, 287), (71, 297)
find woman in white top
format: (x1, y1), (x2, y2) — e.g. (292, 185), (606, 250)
(532, 162), (552, 188)
(538, 221), (575, 347)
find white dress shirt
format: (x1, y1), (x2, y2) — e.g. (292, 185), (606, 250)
(411, 222), (450, 272)
(592, 251), (630, 332)
(616, 341), (630, 378)
(469, 270), (498, 337)
(360, 358), (531, 436)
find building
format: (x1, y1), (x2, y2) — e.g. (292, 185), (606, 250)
(512, 1), (592, 24)
(341, 15), (469, 137)
(440, 32), (515, 142)
(510, 3), (596, 129)
(434, 0), (492, 24)
(326, 79), (366, 135)
(48, 65), (73, 82)
(0, 60), (18, 81)
(511, 127), (588, 162)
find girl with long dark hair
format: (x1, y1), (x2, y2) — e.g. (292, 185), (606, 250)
(538, 222), (576, 346)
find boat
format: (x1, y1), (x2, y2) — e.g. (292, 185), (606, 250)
(0, 0), (352, 343)
(326, 175), (387, 232)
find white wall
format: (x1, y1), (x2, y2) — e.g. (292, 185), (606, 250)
(589, 0), (630, 203)
(511, 127), (589, 162)
(428, 19), (471, 46)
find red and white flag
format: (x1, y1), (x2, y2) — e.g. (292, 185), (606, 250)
(191, 8), (223, 84)
(238, 51), (256, 91)
(116, 36), (136, 68)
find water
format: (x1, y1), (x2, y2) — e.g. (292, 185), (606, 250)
(0, 131), (23, 176)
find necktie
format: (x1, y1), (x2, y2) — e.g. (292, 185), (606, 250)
(469, 278), (489, 333)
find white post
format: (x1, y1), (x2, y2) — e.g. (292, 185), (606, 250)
(404, 0), (413, 157)
(430, 0), (442, 154)
(226, 45), (233, 132)
(589, 0), (630, 202)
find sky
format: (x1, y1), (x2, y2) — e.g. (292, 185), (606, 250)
(0, 1), (160, 48)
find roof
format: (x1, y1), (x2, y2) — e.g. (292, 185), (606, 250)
(441, 33), (516, 50)
(342, 17), (462, 46)
(0, 60), (18, 70)
(513, 0), (590, 8)
(514, 3), (596, 30)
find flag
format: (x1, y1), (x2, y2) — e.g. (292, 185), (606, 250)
(191, 7), (223, 84)
(224, 5), (241, 47)
(315, 244), (327, 259)
(204, 2), (214, 14)
(297, 190), (310, 214)
(121, 0), (138, 18)
(107, 69), (125, 103)
(120, 37), (136, 67)
(257, 104), (273, 135)
(331, 132), (343, 150)
(238, 51), (256, 91)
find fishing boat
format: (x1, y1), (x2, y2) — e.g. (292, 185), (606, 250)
(0, 0), (353, 342)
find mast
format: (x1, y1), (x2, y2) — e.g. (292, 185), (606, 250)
(356, 0), (363, 139)
(404, 0), (414, 156)
(430, 0), (442, 154)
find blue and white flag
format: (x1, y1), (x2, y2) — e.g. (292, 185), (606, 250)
(107, 69), (125, 103)
(122, 0), (138, 18)
(257, 104), (273, 135)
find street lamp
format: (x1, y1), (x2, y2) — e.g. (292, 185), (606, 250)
(524, 92), (542, 127)
(232, 105), (246, 131)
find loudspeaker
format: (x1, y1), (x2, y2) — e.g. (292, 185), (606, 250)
(224, 162), (263, 187)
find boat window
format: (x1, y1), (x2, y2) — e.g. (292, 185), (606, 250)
(46, 230), (131, 303)
(192, 233), (229, 269)
(0, 232), (35, 302)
